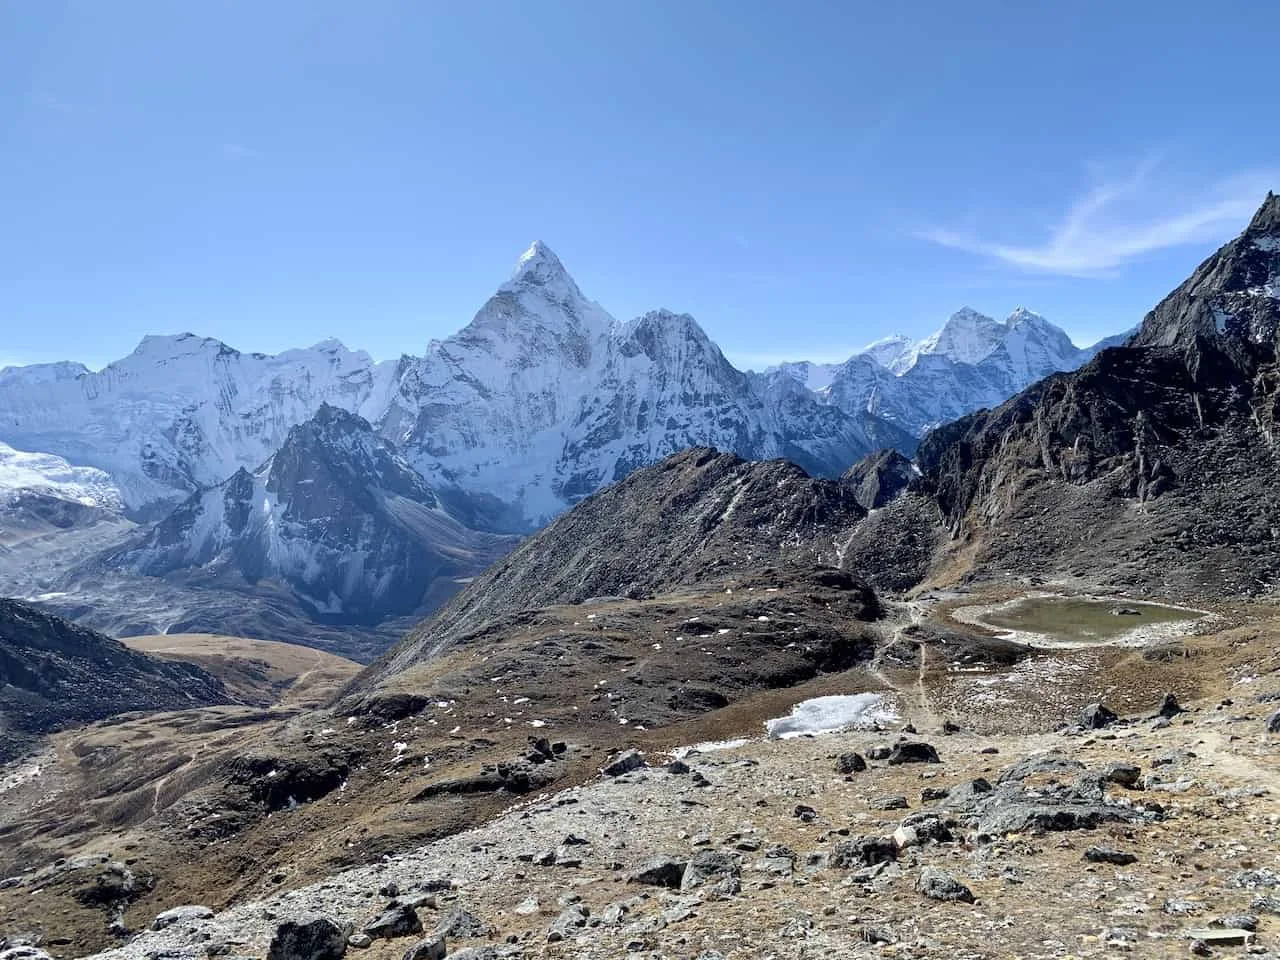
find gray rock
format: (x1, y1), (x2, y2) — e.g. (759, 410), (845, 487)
(547, 904), (588, 942)
(401, 936), (447, 960)
(442, 949), (498, 960)
(1212, 914), (1259, 932)
(432, 907), (492, 940)
(979, 801), (1150, 836)
(997, 755), (1084, 783)
(601, 750), (646, 776)
(347, 934), (372, 950)
(1080, 703), (1118, 729)
(0, 949), (54, 960)
(1230, 869), (1280, 889)
(1250, 896), (1280, 914)
(629, 857), (687, 889)
(1083, 846), (1138, 865)
(870, 795), (909, 810)
(153, 905), (216, 930)
(1267, 709), (1280, 734)
(365, 904), (423, 939)
(829, 835), (897, 869)
(866, 746), (892, 761)
(887, 741), (940, 765)
(916, 867), (975, 903)
(266, 918), (349, 960)
(835, 752), (867, 774)
(681, 850), (740, 891)
(1102, 762), (1142, 788)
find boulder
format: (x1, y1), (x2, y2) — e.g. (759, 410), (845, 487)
(266, 918), (349, 960)
(1267, 710), (1280, 734)
(601, 750), (645, 776)
(887, 742), (940, 765)
(681, 851), (740, 891)
(916, 867), (974, 903)
(432, 907), (491, 940)
(1080, 703), (1118, 729)
(365, 904), (422, 939)
(830, 836), (897, 869)
(1102, 762), (1142, 788)
(402, 937), (447, 960)
(547, 904), (588, 942)
(835, 752), (867, 774)
(629, 857), (687, 889)
(1083, 846), (1138, 865)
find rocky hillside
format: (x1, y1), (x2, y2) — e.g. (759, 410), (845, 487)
(103, 405), (514, 624)
(915, 193), (1280, 598)
(352, 447), (886, 693)
(0, 598), (227, 762)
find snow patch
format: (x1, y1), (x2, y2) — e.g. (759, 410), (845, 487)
(764, 693), (896, 739)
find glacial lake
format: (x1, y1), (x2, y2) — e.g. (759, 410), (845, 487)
(972, 596), (1206, 644)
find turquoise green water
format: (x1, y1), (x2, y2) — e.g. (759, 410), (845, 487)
(978, 597), (1204, 643)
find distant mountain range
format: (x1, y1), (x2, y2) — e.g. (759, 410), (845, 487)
(0, 243), (1123, 533)
(765, 307), (1132, 436)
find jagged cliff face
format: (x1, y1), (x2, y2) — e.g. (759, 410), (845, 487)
(106, 405), (514, 623)
(915, 194), (1280, 597)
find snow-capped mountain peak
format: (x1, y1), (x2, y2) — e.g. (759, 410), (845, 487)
(858, 334), (915, 374)
(915, 307), (1006, 365)
(501, 240), (585, 301)
(1005, 306), (1046, 327)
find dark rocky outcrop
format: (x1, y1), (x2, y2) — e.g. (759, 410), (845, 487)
(0, 599), (227, 762)
(843, 449), (918, 510)
(914, 194), (1280, 598)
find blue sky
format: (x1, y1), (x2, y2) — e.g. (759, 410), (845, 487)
(3, 1), (1278, 371)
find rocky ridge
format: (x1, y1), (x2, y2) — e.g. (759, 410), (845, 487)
(0, 599), (227, 762)
(99, 404), (514, 625)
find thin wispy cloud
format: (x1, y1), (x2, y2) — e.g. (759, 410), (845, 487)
(922, 163), (1278, 277)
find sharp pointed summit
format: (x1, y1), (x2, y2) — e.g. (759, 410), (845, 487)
(508, 240), (572, 287)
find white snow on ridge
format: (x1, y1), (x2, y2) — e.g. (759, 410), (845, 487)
(764, 693), (896, 739)
(0, 441), (123, 510)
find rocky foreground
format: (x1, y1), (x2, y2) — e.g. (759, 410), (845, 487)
(14, 623), (1276, 960)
